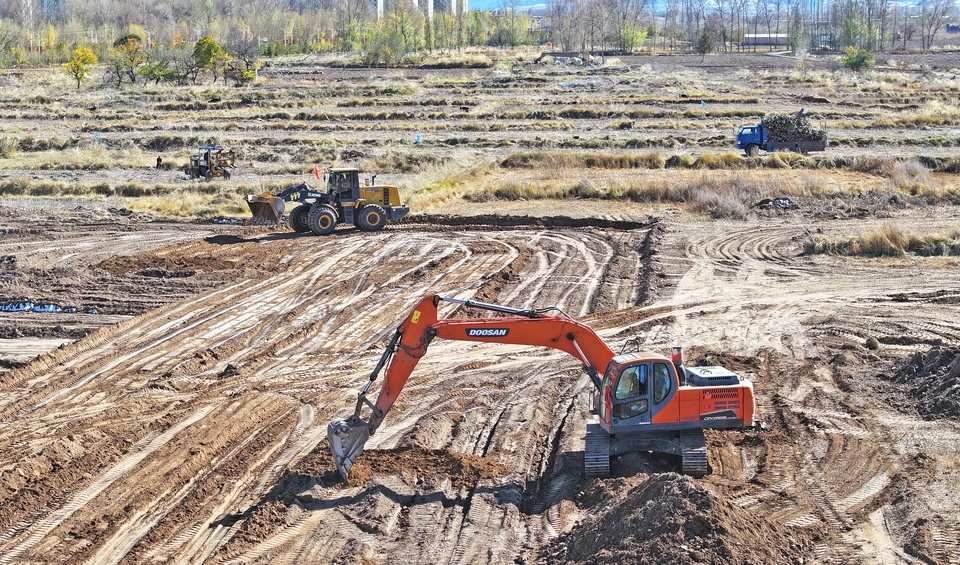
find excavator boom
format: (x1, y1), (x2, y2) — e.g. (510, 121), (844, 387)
(328, 295), (758, 480)
(328, 295), (614, 479)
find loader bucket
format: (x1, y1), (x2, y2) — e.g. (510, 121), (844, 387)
(327, 418), (371, 480)
(245, 194), (285, 222)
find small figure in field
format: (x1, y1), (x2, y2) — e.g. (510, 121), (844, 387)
(156, 156), (163, 169)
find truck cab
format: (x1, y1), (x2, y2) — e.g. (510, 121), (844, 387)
(736, 124), (766, 156)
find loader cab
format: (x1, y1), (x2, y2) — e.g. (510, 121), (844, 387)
(599, 353), (677, 427)
(327, 168), (361, 200)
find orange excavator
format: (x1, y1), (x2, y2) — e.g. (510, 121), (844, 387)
(328, 295), (758, 479)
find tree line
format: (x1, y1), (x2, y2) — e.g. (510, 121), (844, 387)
(0, 0), (955, 80)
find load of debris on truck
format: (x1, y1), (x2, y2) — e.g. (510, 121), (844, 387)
(760, 113), (827, 143)
(736, 111), (827, 156)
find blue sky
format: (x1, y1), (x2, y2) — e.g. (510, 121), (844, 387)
(468, 0), (544, 11)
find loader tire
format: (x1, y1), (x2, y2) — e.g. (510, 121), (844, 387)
(204, 170), (213, 182)
(223, 169), (231, 180)
(289, 205), (311, 233)
(308, 206), (337, 235)
(745, 144), (760, 157)
(357, 204), (387, 232)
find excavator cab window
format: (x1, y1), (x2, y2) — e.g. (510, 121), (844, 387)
(615, 365), (647, 399)
(612, 364), (649, 420)
(653, 362), (672, 404)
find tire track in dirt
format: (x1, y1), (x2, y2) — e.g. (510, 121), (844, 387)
(4, 210), (960, 563)
(3, 225), (644, 561)
(0, 405), (214, 563)
(656, 216), (960, 564)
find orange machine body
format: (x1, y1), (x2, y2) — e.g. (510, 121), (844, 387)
(369, 296), (755, 436)
(597, 352), (756, 435)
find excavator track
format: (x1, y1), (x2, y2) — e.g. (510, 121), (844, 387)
(584, 419), (610, 478)
(680, 429), (708, 477)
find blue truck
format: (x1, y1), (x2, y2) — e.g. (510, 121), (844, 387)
(736, 115), (827, 157)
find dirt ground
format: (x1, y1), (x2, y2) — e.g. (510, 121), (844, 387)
(2, 51), (960, 564)
(1, 195), (959, 564)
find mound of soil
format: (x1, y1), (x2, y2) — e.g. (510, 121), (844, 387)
(890, 346), (960, 419)
(537, 474), (815, 565)
(348, 445), (511, 490)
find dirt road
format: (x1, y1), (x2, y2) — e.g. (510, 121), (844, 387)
(1, 205), (959, 563)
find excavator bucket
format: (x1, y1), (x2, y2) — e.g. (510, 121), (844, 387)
(327, 418), (371, 480)
(245, 193), (285, 222)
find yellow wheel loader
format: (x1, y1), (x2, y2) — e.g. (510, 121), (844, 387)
(246, 167), (409, 235)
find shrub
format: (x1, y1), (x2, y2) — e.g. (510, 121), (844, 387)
(763, 154), (789, 169)
(0, 137), (18, 158)
(843, 47), (875, 71)
(686, 176), (759, 219)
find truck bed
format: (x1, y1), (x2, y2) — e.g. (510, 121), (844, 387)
(766, 140), (826, 153)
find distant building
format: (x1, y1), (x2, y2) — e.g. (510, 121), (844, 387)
(743, 34), (788, 47)
(374, 0), (467, 20)
(39, 0), (65, 22)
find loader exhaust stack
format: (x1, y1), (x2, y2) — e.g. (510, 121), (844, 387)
(245, 193), (285, 222)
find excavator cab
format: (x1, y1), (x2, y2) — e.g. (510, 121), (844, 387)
(599, 356), (677, 426)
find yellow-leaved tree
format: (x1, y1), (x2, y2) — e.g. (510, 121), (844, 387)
(63, 47), (98, 89)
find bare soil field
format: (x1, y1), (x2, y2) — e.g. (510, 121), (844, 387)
(1, 53), (959, 564)
(1, 201), (959, 563)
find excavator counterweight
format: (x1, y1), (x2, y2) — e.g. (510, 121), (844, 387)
(327, 295), (757, 480)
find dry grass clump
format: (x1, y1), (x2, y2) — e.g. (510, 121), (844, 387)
(693, 153), (745, 169)
(806, 225), (960, 257)
(683, 176), (759, 219)
(872, 100), (960, 127)
(500, 151), (700, 171)
(887, 160), (937, 195)
(468, 174), (760, 219)
(0, 177), (255, 217)
(0, 137), (19, 158)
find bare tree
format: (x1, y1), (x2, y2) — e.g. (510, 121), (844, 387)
(583, 0), (610, 54)
(492, 0), (526, 47)
(663, 0), (681, 50)
(685, 0), (709, 41)
(920, 0), (953, 51)
(715, 0), (734, 51)
(546, 0), (577, 51)
(874, 0), (892, 52)
(333, 0), (374, 50)
(732, 0), (748, 50)
(754, 0), (771, 51)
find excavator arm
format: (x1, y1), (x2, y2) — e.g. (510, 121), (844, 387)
(328, 295), (615, 479)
